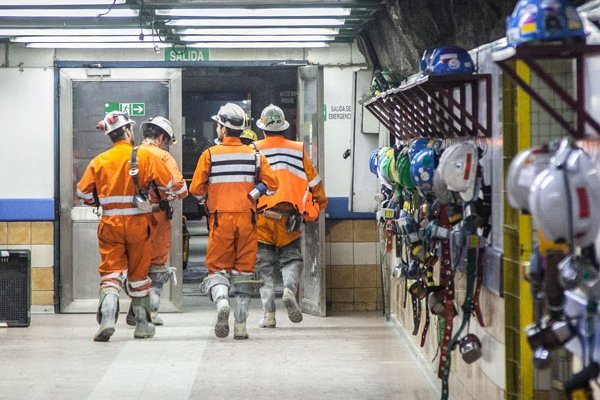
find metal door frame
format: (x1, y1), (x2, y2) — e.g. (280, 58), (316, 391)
(58, 67), (183, 313)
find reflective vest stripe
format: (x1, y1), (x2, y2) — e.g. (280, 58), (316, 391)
(173, 182), (188, 195)
(211, 164), (256, 174)
(265, 154), (304, 170)
(270, 162), (308, 180)
(157, 178), (174, 191)
(128, 277), (151, 289)
(261, 147), (303, 160)
(102, 208), (149, 216)
(211, 153), (255, 162)
(77, 189), (94, 200)
(208, 175), (256, 184)
(309, 175), (322, 188)
(128, 288), (150, 297)
(211, 159), (256, 167)
(99, 195), (134, 205)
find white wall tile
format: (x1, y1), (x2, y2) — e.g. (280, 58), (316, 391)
(330, 242), (353, 265)
(31, 244), (54, 268)
(353, 242), (377, 265)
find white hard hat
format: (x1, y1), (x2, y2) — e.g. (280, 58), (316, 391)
(141, 116), (176, 143)
(256, 104), (290, 132)
(211, 103), (249, 130)
(529, 145), (600, 247)
(97, 111), (135, 135)
(506, 146), (551, 212)
(438, 142), (479, 202)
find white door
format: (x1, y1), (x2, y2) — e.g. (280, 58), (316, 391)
(297, 65), (326, 316)
(59, 68), (183, 313)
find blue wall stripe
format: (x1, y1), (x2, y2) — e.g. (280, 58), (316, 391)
(325, 197), (375, 220)
(0, 199), (55, 221)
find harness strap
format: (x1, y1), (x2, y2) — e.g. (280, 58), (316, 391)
(438, 205), (455, 381)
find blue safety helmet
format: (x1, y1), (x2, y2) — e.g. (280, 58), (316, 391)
(419, 47), (436, 74)
(408, 138), (439, 161)
(506, 0), (585, 47)
(369, 147), (380, 175)
(425, 46), (475, 76)
(410, 147), (437, 196)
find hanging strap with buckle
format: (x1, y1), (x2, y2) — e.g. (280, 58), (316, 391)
(437, 205), (455, 380)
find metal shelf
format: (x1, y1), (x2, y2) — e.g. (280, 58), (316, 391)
(364, 73), (492, 140)
(493, 43), (600, 139)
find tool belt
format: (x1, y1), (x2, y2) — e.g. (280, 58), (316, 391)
(261, 209), (296, 220)
(261, 208), (303, 232)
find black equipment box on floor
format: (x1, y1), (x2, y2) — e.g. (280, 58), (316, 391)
(0, 250), (31, 327)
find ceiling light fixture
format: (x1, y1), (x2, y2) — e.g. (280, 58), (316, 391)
(0, 28), (153, 36)
(167, 18), (345, 27)
(26, 42), (169, 48)
(0, 0), (125, 5)
(12, 35), (164, 43)
(0, 8), (138, 17)
(186, 42), (329, 48)
(156, 8), (350, 18)
(180, 35), (334, 42)
(177, 27), (339, 35)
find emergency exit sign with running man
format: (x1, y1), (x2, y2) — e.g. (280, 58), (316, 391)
(104, 102), (145, 116)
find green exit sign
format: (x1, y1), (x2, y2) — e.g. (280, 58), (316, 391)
(165, 48), (209, 62)
(104, 102), (145, 116)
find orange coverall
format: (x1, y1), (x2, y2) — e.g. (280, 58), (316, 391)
(189, 136), (278, 274)
(255, 135), (328, 248)
(77, 141), (181, 297)
(141, 142), (188, 266)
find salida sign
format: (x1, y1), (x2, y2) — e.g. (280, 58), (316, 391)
(165, 48), (209, 62)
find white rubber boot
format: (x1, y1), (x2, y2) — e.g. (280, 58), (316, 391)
(215, 298), (230, 338)
(234, 322), (249, 340)
(94, 291), (118, 342)
(282, 288), (303, 323)
(149, 286), (164, 326)
(259, 312), (276, 328)
(132, 297), (156, 339)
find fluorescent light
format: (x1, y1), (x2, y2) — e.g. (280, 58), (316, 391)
(167, 18), (345, 27)
(180, 35), (334, 42)
(12, 36), (164, 43)
(27, 42), (169, 48)
(186, 42), (329, 48)
(0, 0), (125, 4)
(0, 28), (153, 36)
(0, 8), (137, 17)
(156, 8), (350, 17)
(177, 27), (339, 35)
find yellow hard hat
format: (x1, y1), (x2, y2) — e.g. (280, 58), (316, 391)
(241, 129), (258, 142)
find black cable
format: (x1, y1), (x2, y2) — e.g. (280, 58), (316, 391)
(96, 0), (118, 17)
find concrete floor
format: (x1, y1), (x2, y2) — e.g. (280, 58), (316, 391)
(0, 289), (439, 400)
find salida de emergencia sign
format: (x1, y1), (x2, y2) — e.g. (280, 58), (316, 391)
(165, 48), (209, 62)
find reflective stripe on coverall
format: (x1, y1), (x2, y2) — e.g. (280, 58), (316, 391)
(140, 142), (188, 266)
(255, 135), (328, 248)
(189, 136), (278, 274)
(77, 141), (179, 296)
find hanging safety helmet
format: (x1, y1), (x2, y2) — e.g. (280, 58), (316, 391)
(256, 104), (290, 132)
(408, 138), (435, 161)
(141, 116), (176, 144)
(529, 143), (600, 248)
(506, 146), (551, 212)
(377, 147), (395, 184)
(397, 147), (415, 190)
(410, 147), (437, 196)
(369, 148), (381, 175)
(212, 103), (249, 131)
(425, 46), (475, 76)
(506, 0), (585, 47)
(419, 47), (437, 74)
(97, 111), (135, 135)
(438, 142), (479, 202)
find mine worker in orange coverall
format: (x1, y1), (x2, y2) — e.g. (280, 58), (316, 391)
(77, 111), (183, 342)
(190, 103), (278, 340)
(125, 116), (188, 327)
(254, 104), (327, 328)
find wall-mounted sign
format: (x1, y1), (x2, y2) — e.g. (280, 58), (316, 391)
(165, 48), (209, 62)
(324, 104), (352, 121)
(278, 90), (297, 106)
(104, 102), (145, 116)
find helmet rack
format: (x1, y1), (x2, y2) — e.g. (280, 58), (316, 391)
(364, 73), (492, 140)
(493, 43), (600, 139)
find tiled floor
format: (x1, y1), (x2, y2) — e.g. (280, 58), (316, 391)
(0, 290), (439, 400)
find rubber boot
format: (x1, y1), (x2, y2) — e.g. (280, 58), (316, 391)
(259, 312), (276, 328)
(94, 290), (119, 342)
(282, 287), (303, 323)
(215, 298), (230, 338)
(149, 285), (163, 326)
(132, 296), (156, 339)
(234, 322), (248, 340)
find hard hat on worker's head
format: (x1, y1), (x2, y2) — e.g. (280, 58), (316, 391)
(529, 143), (600, 248)
(240, 128), (258, 144)
(438, 142), (479, 202)
(506, 0), (585, 47)
(257, 104), (290, 132)
(506, 146), (552, 213)
(97, 111), (135, 135)
(212, 103), (249, 131)
(141, 116), (176, 144)
(426, 46), (475, 76)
